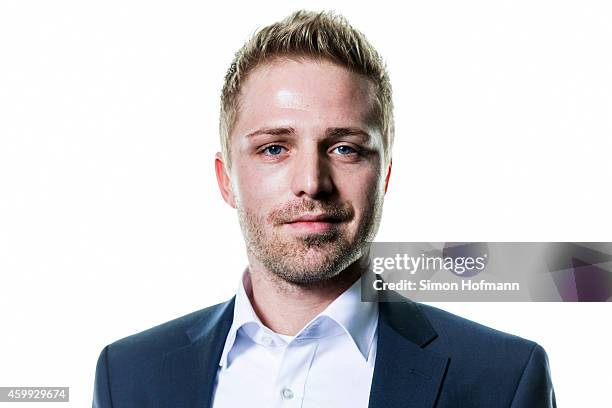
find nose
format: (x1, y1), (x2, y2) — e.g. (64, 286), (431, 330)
(290, 145), (334, 199)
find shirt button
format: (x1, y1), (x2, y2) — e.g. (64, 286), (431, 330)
(261, 336), (274, 347)
(281, 388), (294, 400)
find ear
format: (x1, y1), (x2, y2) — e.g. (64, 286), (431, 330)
(215, 152), (237, 208)
(384, 158), (392, 194)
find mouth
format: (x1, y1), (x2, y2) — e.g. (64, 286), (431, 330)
(283, 214), (343, 234)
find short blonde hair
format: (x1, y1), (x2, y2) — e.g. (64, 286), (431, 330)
(219, 10), (394, 169)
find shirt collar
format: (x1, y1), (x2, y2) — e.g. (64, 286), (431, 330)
(218, 269), (379, 368)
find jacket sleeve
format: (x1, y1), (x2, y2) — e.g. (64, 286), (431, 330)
(510, 343), (557, 408)
(92, 346), (113, 408)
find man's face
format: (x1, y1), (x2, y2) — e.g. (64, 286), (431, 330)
(217, 57), (388, 285)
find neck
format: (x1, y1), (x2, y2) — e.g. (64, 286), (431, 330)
(244, 254), (368, 336)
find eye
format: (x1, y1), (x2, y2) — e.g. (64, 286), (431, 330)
(261, 145), (286, 156)
(332, 145), (358, 155)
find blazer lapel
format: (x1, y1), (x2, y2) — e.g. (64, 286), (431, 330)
(161, 298), (235, 408)
(369, 292), (450, 408)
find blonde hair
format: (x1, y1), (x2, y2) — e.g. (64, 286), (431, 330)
(219, 10), (394, 169)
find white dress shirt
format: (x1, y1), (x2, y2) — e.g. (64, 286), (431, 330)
(211, 271), (379, 408)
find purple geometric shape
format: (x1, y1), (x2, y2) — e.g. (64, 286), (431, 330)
(572, 257), (612, 302)
(550, 268), (579, 302)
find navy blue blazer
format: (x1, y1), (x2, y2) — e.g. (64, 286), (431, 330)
(93, 292), (556, 407)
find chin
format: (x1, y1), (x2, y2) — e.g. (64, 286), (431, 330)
(275, 268), (343, 286)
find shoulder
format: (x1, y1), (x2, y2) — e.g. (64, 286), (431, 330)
(93, 300), (234, 406)
(412, 303), (555, 406)
(102, 299), (232, 365)
(416, 301), (539, 359)
(416, 302), (537, 353)
(416, 302), (549, 398)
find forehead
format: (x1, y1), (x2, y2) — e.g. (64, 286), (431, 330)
(232, 57), (378, 137)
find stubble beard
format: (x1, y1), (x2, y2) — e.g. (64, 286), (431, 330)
(236, 193), (384, 287)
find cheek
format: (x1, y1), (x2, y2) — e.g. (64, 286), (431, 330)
(337, 167), (384, 211)
(232, 160), (289, 211)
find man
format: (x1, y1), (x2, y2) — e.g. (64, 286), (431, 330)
(93, 10), (556, 408)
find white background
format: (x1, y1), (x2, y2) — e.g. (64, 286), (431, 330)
(1, 0), (611, 406)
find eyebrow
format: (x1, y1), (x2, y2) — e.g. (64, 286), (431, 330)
(245, 126), (371, 141)
(245, 127), (295, 138)
(325, 127), (371, 140)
